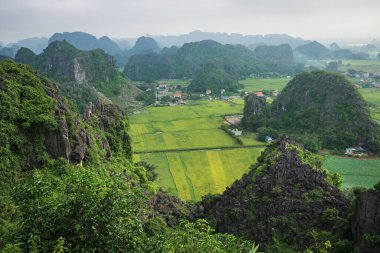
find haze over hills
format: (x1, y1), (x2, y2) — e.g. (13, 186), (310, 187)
(49, 31), (122, 56)
(125, 39), (299, 83)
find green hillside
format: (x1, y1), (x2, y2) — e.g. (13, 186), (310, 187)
(16, 40), (140, 111)
(243, 71), (379, 151)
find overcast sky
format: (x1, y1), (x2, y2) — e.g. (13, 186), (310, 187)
(0, 0), (379, 44)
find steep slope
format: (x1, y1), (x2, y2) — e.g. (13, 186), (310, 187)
(188, 61), (240, 93)
(115, 36), (161, 67)
(253, 44), (295, 73)
(198, 137), (351, 251)
(15, 40), (140, 111)
(124, 40), (268, 82)
(242, 71), (379, 151)
(270, 71), (377, 150)
(352, 187), (380, 253)
(0, 60), (254, 253)
(124, 52), (173, 82)
(172, 40), (260, 78)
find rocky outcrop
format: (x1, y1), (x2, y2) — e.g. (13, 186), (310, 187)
(149, 191), (193, 227)
(198, 137), (350, 250)
(352, 189), (380, 253)
(44, 120), (71, 160)
(241, 94), (270, 130)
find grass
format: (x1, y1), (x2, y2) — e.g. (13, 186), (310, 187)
(133, 129), (240, 152)
(135, 147), (264, 200)
(158, 79), (190, 87)
(130, 99), (266, 200)
(359, 88), (380, 107)
(130, 78), (380, 200)
(323, 156), (380, 189)
(359, 88), (380, 122)
(130, 100), (250, 152)
(341, 60), (380, 73)
(239, 77), (290, 92)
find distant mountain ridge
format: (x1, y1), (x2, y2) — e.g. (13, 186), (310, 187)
(114, 36), (161, 67)
(125, 39), (298, 82)
(49, 31), (122, 56)
(150, 30), (309, 48)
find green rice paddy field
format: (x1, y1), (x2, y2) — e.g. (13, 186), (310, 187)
(239, 77), (290, 92)
(359, 88), (380, 121)
(341, 60), (380, 72)
(323, 156), (380, 188)
(131, 100), (265, 200)
(130, 81), (380, 200)
(135, 148), (264, 200)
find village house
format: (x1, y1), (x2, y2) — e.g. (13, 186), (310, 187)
(345, 147), (367, 157)
(225, 115), (242, 126)
(221, 89), (226, 95)
(206, 89), (212, 95)
(231, 128), (242, 136)
(271, 90), (279, 97)
(255, 91), (264, 97)
(172, 92), (182, 99)
(265, 136), (273, 143)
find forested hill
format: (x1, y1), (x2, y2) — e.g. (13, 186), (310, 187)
(242, 71), (380, 152)
(125, 40), (298, 82)
(0, 59), (258, 252)
(198, 137), (351, 251)
(16, 40), (119, 84)
(187, 60), (241, 93)
(15, 40), (140, 111)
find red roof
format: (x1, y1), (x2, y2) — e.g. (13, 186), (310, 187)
(255, 92), (264, 97)
(173, 92), (182, 97)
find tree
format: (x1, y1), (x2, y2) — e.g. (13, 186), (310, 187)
(13, 163), (148, 252)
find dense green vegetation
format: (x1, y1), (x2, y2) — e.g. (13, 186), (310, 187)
(253, 44), (298, 73)
(0, 60), (377, 253)
(15, 40), (140, 111)
(198, 137), (356, 252)
(0, 60), (256, 252)
(295, 41), (330, 59)
(125, 40), (298, 83)
(243, 71), (380, 152)
(188, 61), (241, 93)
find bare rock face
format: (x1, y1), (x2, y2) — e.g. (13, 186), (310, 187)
(44, 119), (71, 160)
(352, 189), (380, 253)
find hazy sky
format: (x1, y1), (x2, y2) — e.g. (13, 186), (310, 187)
(0, 0), (379, 43)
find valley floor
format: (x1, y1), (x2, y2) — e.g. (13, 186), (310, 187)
(131, 79), (380, 200)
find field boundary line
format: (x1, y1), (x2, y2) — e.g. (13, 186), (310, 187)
(134, 144), (267, 154)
